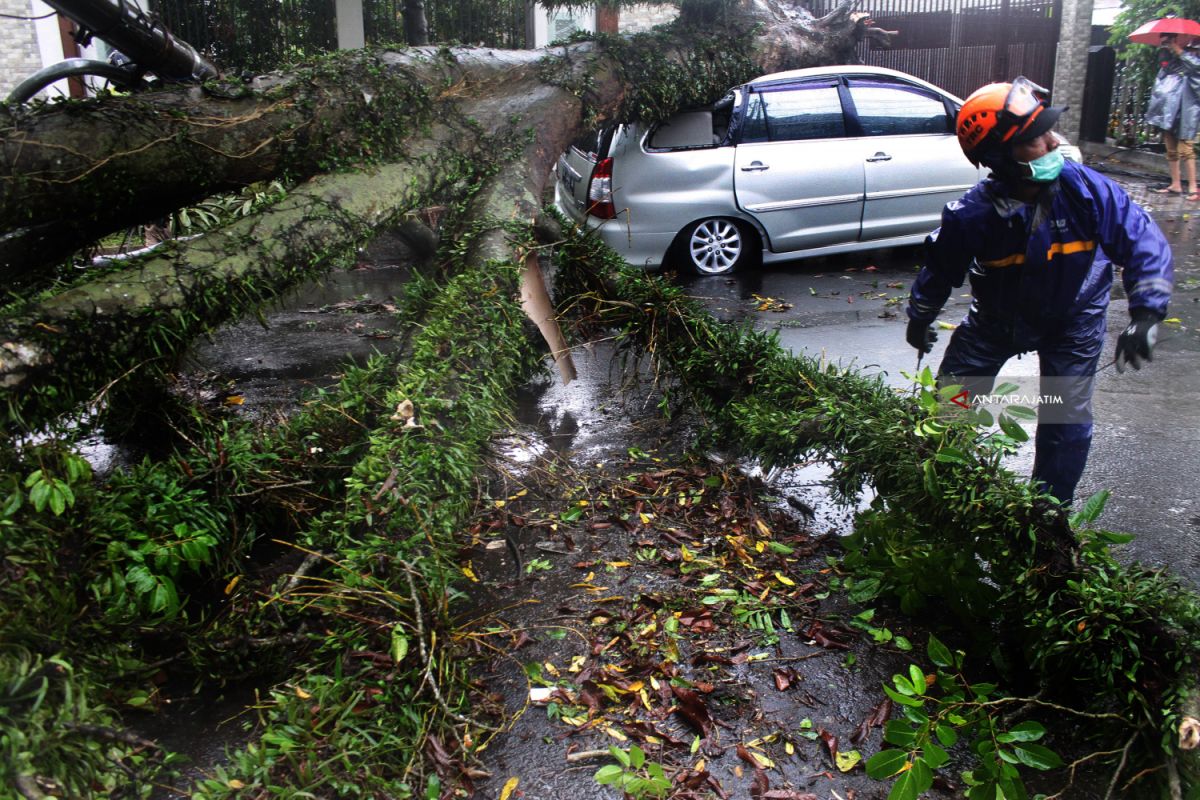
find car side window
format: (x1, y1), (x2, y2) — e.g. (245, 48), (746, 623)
(846, 79), (952, 137)
(740, 83), (845, 143)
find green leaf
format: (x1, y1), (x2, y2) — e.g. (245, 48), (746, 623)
(1005, 404), (1037, 420)
(997, 413), (1029, 442)
(935, 724), (959, 747)
(935, 447), (968, 464)
(887, 757), (933, 800)
(29, 481), (49, 513)
(922, 742), (949, 769)
(1, 489), (21, 518)
(894, 635), (913, 651)
(996, 721), (1045, 743)
(1069, 489), (1111, 527)
(993, 381), (1020, 395)
(865, 749), (909, 779)
(891, 674), (917, 696)
(968, 407), (994, 427)
(883, 720), (918, 747)
(927, 635), (953, 668)
(1011, 742), (1062, 770)
(594, 765), (623, 785)
(48, 488), (66, 516)
(908, 665), (927, 694)
(1092, 530), (1135, 545)
(629, 745), (645, 769)
(922, 460), (940, 498)
(883, 684), (924, 707)
(390, 627), (409, 663)
(610, 745), (630, 767)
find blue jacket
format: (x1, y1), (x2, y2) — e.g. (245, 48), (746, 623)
(907, 160), (1173, 338)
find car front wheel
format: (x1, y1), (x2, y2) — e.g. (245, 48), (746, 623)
(682, 218), (748, 275)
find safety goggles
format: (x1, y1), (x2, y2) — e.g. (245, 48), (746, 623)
(997, 76), (1050, 143)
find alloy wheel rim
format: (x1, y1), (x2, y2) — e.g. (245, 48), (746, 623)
(689, 220), (742, 274)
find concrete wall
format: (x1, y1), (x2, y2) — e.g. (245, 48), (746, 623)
(1051, 0), (1096, 141)
(0, 0), (44, 99)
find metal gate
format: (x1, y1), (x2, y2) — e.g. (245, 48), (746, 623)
(151, 0), (526, 74)
(806, 0), (1062, 101)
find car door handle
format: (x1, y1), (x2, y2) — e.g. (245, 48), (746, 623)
(740, 161), (770, 172)
(866, 152), (892, 162)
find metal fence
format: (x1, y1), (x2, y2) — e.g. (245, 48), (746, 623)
(1107, 59), (1159, 147)
(151, 0), (527, 74)
(806, 0), (1061, 100)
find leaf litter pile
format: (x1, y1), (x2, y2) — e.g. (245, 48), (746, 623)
(455, 447), (931, 800)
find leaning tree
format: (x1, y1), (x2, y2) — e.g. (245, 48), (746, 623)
(7, 1), (1200, 797)
(0, 2), (907, 797)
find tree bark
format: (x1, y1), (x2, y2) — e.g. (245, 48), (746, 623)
(403, 0), (429, 46)
(0, 1), (870, 281)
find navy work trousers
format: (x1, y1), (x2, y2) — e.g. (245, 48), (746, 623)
(937, 310), (1105, 504)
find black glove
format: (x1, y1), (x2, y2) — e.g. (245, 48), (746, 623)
(1114, 309), (1161, 373)
(906, 318), (938, 354)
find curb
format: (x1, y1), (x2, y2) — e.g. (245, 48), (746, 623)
(1080, 140), (1169, 178)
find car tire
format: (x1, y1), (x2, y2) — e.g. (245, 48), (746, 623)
(680, 218), (752, 276)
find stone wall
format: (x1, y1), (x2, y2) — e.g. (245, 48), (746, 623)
(0, 1), (43, 100)
(1051, 0), (1095, 141)
(619, 3), (678, 35)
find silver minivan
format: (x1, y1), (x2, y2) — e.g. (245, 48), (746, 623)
(555, 66), (1078, 275)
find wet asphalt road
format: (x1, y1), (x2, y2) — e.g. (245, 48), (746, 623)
(675, 163), (1200, 584)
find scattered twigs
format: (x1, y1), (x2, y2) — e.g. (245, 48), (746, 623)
(400, 559), (501, 733)
(280, 549), (325, 596)
(63, 722), (160, 750)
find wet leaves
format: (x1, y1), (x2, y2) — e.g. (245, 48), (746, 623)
(850, 697), (893, 745)
(671, 686), (715, 738)
(468, 460), (884, 798)
(772, 667), (800, 691)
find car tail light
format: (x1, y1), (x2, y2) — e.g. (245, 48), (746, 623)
(587, 157), (616, 219)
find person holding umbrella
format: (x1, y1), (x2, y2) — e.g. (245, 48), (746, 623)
(1136, 18), (1200, 199)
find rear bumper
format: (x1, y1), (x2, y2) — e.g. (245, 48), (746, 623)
(554, 182), (673, 268)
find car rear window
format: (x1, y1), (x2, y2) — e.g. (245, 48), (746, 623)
(568, 127), (611, 160)
(739, 82), (845, 143)
(846, 78), (952, 137)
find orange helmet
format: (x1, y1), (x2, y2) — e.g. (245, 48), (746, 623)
(956, 77), (1063, 166)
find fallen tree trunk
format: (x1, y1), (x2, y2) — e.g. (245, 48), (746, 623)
(0, 1), (873, 282)
(0, 126), (475, 430)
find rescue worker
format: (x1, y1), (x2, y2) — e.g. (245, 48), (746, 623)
(904, 77), (1174, 504)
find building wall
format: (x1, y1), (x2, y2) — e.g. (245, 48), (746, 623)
(0, 0), (45, 99)
(1051, 0), (1096, 141)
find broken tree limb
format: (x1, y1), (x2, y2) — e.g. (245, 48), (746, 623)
(0, 126), (476, 430)
(1, 0), (871, 281)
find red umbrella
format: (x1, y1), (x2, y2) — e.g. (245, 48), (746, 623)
(1128, 17), (1200, 46)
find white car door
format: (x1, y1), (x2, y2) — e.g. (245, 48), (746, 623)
(732, 81), (865, 253)
(848, 77), (982, 242)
